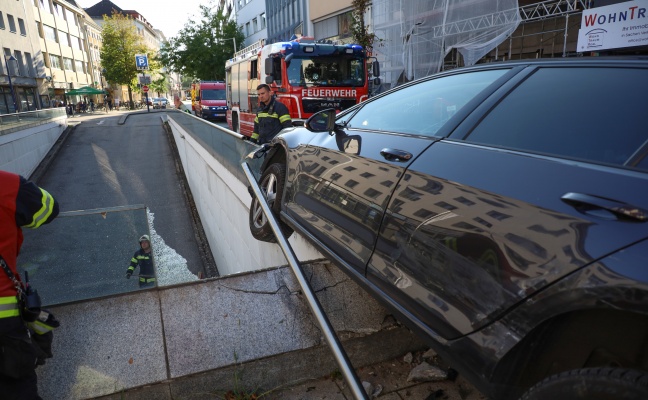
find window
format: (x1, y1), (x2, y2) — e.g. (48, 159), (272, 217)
(75, 60), (84, 73)
(65, 8), (76, 26)
(253, 18), (258, 33)
(71, 36), (80, 50)
(14, 51), (25, 76)
(53, 3), (62, 18)
(50, 54), (61, 69)
(261, 13), (266, 29)
(464, 67), (648, 168)
(18, 18), (26, 35)
(59, 30), (70, 47)
(63, 57), (73, 71)
(344, 69), (508, 137)
(43, 25), (57, 42)
(246, 22), (250, 37)
(25, 53), (34, 76)
(36, 22), (43, 38)
(0, 12), (5, 30)
(8, 14), (16, 33)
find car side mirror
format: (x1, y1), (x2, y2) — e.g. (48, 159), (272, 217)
(305, 108), (336, 133)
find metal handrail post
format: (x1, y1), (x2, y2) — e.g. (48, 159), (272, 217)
(242, 162), (369, 400)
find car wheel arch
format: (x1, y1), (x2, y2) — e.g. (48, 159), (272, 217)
(489, 309), (648, 399)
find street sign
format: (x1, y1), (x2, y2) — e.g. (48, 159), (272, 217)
(138, 74), (151, 85)
(142, 85), (149, 93)
(135, 54), (149, 70)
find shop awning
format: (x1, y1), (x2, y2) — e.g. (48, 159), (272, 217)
(66, 86), (105, 95)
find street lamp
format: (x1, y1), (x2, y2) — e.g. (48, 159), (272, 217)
(4, 55), (18, 113)
(223, 37), (237, 53)
(100, 68), (106, 91)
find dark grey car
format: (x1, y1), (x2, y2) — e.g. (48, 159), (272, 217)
(249, 58), (648, 399)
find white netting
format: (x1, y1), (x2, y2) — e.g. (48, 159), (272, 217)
(372, 0), (521, 88)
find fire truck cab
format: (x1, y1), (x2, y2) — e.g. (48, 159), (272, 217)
(191, 81), (228, 120)
(226, 37), (369, 137)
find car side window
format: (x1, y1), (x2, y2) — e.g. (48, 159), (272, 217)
(463, 67), (648, 170)
(345, 69), (509, 137)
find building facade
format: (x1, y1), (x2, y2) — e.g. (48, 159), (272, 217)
(1, 0), (48, 113)
(266, 0), (312, 43)
(235, 0), (267, 48)
(32, 0), (96, 107)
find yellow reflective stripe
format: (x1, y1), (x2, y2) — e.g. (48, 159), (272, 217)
(279, 114), (291, 123)
(127, 266), (135, 272)
(0, 309), (20, 318)
(139, 277), (156, 283)
(0, 296), (18, 305)
(258, 112), (280, 119)
(28, 320), (53, 335)
(0, 297), (19, 319)
(251, 133), (259, 140)
(25, 188), (55, 229)
(254, 116), (259, 123)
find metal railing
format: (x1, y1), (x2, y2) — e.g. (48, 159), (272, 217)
(0, 108), (67, 134)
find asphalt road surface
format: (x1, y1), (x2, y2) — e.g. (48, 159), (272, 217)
(20, 111), (211, 305)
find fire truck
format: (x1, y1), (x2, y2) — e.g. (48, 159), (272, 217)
(225, 37), (372, 137)
(191, 81), (228, 120)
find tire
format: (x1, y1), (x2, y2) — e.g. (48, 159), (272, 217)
(249, 163), (293, 243)
(520, 368), (648, 400)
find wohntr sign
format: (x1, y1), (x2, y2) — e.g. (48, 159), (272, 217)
(577, 0), (648, 51)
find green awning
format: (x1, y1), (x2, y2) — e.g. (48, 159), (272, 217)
(66, 86), (105, 95)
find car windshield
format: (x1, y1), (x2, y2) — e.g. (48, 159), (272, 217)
(202, 89), (226, 100)
(287, 56), (365, 87)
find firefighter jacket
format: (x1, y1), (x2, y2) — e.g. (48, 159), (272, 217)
(127, 249), (156, 285)
(0, 171), (58, 321)
(251, 96), (292, 144)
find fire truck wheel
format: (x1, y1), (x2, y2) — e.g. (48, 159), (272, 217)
(249, 163), (293, 242)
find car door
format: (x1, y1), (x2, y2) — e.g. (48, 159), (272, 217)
(283, 68), (513, 276)
(367, 63), (648, 340)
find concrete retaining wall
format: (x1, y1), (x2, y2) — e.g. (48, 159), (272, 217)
(0, 117), (67, 177)
(166, 114), (323, 276)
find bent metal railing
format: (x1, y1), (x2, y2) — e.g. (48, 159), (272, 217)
(242, 162), (369, 400)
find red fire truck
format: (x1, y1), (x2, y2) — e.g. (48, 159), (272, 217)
(225, 38), (370, 137)
(191, 81), (228, 120)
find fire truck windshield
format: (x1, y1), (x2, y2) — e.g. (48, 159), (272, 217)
(287, 57), (365, 87)
(201, 89), (226, 100)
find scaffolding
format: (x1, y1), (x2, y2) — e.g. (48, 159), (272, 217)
(371, 0), (599, 88)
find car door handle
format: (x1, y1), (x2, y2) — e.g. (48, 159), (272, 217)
(561, 192), (648, 222)
(380, 148), (412, 162)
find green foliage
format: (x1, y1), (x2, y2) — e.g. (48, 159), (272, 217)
(100, 12), (149, 86)
(350, 0), (379, 52)
(159, 4), (244, 80)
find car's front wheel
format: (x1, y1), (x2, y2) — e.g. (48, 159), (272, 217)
(520, 368), (648, 400)
(248, 163), (294, 243)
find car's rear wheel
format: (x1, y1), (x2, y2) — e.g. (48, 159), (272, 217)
(249, 163), (293, 243)
(520, 368), (648, 400)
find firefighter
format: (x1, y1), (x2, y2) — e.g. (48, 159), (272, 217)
(0, 170), (59, 400)
(249, 84), (292, 144)
(126, 235), (156, 288)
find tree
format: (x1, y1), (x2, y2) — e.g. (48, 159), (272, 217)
(351, 0), (380, 54)
(159, 4), (243, 80)
(100, 12), (150, 108)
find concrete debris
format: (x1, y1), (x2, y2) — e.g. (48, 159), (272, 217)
(407, 361), (448, 383)
(423, 348), (438, 361)
(362, 381), (383, 398)
(403, 352), (414, 364)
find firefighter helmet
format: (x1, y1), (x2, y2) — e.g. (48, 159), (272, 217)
(139, 234), (150, 243)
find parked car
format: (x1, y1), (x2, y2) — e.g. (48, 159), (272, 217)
(248, 57), (648, 400)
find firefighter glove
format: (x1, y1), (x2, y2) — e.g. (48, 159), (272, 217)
(27, 309), (60, 335)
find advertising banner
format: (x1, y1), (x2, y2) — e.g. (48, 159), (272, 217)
(577, 0), (648, 52)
